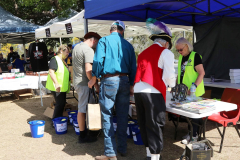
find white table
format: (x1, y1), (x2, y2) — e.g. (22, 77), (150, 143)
(204, 78), (240, 89)
(0, 75), (47, 91)
(166, 92), (237, 118)
(165, 91), (237, 141)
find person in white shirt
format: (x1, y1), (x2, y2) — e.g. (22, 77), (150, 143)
(134, 32), (175, 160)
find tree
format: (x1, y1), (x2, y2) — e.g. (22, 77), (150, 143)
(0, 0), (84, 25)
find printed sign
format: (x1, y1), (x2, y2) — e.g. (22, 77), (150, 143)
(45, 28), (51, 37)
(65, 23), (73, 34)
(37, 126), (45, 135)
(56, 123), (67, 132)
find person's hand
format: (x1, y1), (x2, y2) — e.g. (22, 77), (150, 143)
(88, 78), (96, 88)
(55, 83), (60, 92)
(187, 90), (191, 95)
(130, 86), (134, 96)
(94, 83), (99, 93)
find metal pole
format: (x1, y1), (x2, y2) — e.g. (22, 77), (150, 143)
(192, 29), (195, 45)
(183, 31), (186, 38)
(84, 18), (88, 35)
(59, 37), (62, 45)
(23, 43), (26, 61)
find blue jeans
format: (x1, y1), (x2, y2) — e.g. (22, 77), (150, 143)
(99, 76), (130, 157)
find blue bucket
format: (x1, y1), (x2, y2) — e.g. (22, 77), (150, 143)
(131, 125), (144, 145)
(68, 110), (78, 125)
(28, 120), (45, 138)
(52, 117), (68, 135)
(73, 119), (80, 135)
(113, 116), (117, 133)
(127, 120), (137, 139)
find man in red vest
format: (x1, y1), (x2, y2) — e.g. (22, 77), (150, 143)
(134, 32), (175, 160)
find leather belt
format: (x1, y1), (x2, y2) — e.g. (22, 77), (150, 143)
(103, 73), (128, 78)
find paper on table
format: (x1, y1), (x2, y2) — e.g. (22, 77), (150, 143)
(230, 69), (240, 73)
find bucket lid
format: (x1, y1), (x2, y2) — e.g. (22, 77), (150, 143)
(28, 120), (45, 125)
(52, 116), (68, 121)
(128, 121), (135, 124)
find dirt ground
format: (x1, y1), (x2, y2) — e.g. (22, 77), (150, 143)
(0, 92), (239, 160)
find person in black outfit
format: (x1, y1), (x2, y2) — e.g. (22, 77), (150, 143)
(7, 47), (20, 63)
(47, 47), (56, 61)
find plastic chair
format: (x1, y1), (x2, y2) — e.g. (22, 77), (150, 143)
(207, 88), (240, 153)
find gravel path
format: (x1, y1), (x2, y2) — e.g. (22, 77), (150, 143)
(0, 93), (239, 160)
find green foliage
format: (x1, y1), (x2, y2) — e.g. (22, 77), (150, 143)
(0, 0), (84, 50)
(0, 0), (84, 25)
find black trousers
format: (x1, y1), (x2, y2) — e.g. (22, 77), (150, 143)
(51, 91), (66, 119)
(134, 93), (166, 154)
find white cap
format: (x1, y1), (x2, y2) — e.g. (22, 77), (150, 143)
(111, 20), (125, 30)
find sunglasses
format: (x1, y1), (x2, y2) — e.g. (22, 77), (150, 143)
(176, 44), (186, 52)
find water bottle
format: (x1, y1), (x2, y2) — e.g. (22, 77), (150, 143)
(190, 83), (196, 101)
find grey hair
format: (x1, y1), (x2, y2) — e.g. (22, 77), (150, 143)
(110, 25), (124, 31)
(176, 37), (193, 52)
(154, 38), (169, 49)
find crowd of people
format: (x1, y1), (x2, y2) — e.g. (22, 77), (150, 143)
(46, 19), (205, 160)
(0, 47), (31, 73)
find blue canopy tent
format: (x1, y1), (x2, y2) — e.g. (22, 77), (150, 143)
(0, 6), (41, 44)
(84, 0), (240, 26)
(84, 0), (240, 80)
(0, 6), (41, 61)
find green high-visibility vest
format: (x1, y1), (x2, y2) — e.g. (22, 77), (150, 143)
(178, 51), (205, 97)
(46, 56), (70, 92)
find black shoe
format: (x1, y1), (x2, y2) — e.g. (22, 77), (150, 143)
(117, 150), (127, 157)
(145, 156), (162, 160)
(78, 135), (97, 143)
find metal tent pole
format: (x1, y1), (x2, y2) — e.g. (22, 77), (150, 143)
(23, 43), (26, 61)
(60, 37), (62, 45)
(84, 19), (88, 35)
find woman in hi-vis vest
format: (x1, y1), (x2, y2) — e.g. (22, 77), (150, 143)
(176, 37), (205, 144)
(46, 45), (70, 119)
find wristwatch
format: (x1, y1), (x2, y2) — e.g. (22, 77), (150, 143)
(193, 83), (197, 88)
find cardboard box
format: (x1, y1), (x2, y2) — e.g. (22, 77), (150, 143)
(202, 90), (212, 99)
(44, 103), (77, 118)
(14, 89), (33, 99)
(132, 105), (137, 116)
(185, 139), (213, 160)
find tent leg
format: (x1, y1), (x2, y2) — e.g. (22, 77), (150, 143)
(23, 43), (27, 71)
(60, 37), (62, 45)
(84, 19), (88, 35)
(23, 43), (26, 61)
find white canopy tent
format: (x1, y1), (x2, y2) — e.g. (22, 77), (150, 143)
(35, 10), (192, 39)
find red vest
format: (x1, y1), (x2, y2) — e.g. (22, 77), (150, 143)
(134, 44), (167, 101)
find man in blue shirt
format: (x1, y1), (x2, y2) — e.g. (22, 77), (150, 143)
(12, 56), (27, 72)
(88, 20), (136, 160)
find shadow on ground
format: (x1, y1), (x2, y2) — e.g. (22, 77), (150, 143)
(8, 93), (199, 160)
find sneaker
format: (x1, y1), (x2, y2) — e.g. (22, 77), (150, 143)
(181, 135), (198, 145)
(117, 150), (127, 157)
(182, 133), (189, 139)
(95, 155), (117, 160)
(78, 135), (97, 143)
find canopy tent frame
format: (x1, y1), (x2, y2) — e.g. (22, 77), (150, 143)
(84, 0), (240, 26)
